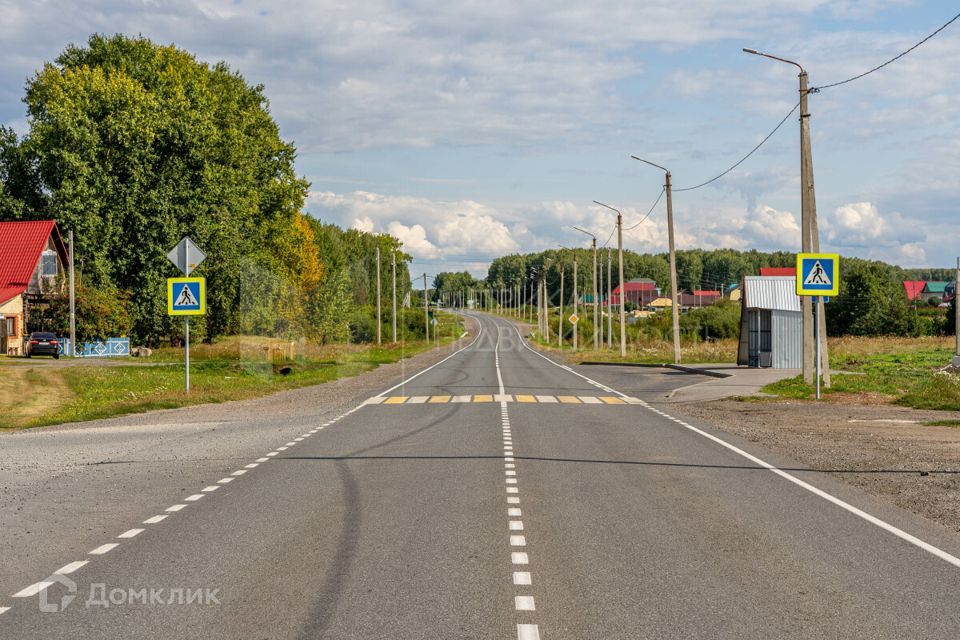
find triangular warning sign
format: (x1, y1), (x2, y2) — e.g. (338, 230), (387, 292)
(803, 260), (832, 286)
(175, 284), (198, 307)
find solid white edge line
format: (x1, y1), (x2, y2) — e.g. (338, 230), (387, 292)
(510, 320), (960, 570)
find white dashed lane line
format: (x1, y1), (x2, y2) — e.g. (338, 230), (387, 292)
(2, 400), (367, 614)
(495, 326), (541, 640)
(89, 543), (119, 556)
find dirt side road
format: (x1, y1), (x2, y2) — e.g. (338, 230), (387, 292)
(674, 398), (960, 533)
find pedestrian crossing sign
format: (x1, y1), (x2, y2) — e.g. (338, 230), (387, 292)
(796, 253), (840, 297)
(167, 277), (206, 315)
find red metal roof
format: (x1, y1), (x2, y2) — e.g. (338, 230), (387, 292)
(759, 267), (796, 276)
(692, 290), (722, 297)
(903, 281), (926, 301)
(612, 281), (657, 294)
(0, 220), (61, 305)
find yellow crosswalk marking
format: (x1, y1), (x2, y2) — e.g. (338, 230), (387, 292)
(383, 396), (408, 404)
(516, 395), (537, 403)
(558, 396), (581, 404)
(600, 396), (625, 405)
(376, 394), (638, 406)
(473, 394), (494, 402)
(429, 395), (451, 403)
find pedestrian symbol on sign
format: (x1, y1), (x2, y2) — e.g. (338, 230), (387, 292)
(175, 284), (199, 307)
(803, 261), (831, 286)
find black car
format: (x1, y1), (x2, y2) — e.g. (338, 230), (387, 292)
(26, 332), (60, 358)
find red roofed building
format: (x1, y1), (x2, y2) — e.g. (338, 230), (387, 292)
(610, 278), (659, 307)
(902, 281), (926, 302)
(0, 220), (68, 355)
(759, 267), (796, 277)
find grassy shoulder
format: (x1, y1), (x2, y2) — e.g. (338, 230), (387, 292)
(761, 336), (960, 411)
(0, 314), (465, 429)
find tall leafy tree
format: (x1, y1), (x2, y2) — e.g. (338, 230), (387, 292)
(12, 34), (309, 342)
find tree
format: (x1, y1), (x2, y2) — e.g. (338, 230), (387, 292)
(827, 259), (914, 336)
(10, 34), (309, 341)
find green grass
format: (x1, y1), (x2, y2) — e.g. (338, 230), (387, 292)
(1, 313), (465, 429)
(923, 419), (960, 427)
(761, 339), (960, 411)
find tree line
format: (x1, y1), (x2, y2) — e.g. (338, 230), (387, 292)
(432, 248), (955, 338)
(0, 34), (412, 344)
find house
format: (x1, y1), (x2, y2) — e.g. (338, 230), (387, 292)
(690, 290), (722, 307)
(921, 281), (950, 303)
(759, 267), (796, 277)
(610, 278), (659, 307)
(903, 281), (926, 303)
(726, 283), (742, 301)
(0, 220), (69, 355)
(736, 276), (802, 369)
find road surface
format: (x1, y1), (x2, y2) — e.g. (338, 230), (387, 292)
(2, 312), (960, 639)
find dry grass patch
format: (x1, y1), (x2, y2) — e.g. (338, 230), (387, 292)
(0, 365), (74, 428)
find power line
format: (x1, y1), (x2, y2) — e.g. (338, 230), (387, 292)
(673, 101), (800, 193)
(812, 12), (960, 91)
(623, 187), (667, 231)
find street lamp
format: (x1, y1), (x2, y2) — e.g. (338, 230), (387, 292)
(573, 226), (599, 351)
(631, 155), (681, 364)
(743, 47), (828, 386)
(593, 201), (627, 357)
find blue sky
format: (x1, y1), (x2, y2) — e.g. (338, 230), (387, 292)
(2, 1), (958, 279)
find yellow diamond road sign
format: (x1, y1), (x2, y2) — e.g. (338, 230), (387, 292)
(796, 253), (840, 297)
(569, 313), (579, 325)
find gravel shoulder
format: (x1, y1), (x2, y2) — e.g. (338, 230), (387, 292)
(673, 398), (960, 533)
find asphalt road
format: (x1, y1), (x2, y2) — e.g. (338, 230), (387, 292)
(3, 312), (960, 639)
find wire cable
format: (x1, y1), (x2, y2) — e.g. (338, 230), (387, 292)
(673, 101), (800, 192)
(812, 12), (960, 91)
(623, 187), (667, 231)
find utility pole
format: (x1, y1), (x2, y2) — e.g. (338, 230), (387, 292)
(559, 262), (565, 350)
(592, 237), (598, 350)
(423, 273), (429, 343)
(572, 258), (578, 350)
(954, 257), (960, 367)
(607, 249), (613, 348)
(376, 245), (382, 346)
(631, 156), (681, 364)
(68, 230), (76, 358)
(594, 201), (627, 357)
(392, 250), (397, 343)
(744, 48), (821, 385)
(597, 251), (603, 348)
(665, 172), (681, 364)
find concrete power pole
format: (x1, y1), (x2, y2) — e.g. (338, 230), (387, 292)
(559, 263), (564, 350)
(376, 245), (382, 346)
(597, 249), (603, 348)
(592, 237), (598, 350)
(665, 172), (681, 364)
(955, 257), (960, 367)
(618, 212), (626, 357)
(607, 249), (613, 348)
(572, 258), (578, 351)
(68, 230), (76, 357)
(392, 250), (397, 343)
(423, 273), (429, 343)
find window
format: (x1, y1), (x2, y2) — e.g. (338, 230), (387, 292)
(6, 317), (16, 337)
(41, 250), (58, 277)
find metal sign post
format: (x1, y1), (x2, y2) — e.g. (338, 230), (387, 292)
(167, 237), (207, 394)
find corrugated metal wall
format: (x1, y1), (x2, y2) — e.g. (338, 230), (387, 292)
(771, 309), (802, 369)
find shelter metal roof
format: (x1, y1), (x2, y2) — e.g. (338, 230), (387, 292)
(743, 276), (801, 312)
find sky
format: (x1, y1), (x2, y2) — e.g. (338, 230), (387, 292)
(1, 1), (958, 284)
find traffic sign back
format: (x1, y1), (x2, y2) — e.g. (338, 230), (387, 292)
(796, 253), (840, 296)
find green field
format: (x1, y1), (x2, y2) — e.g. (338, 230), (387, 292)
(762, 336), (960, 411)
(0, 314), (465, 429)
